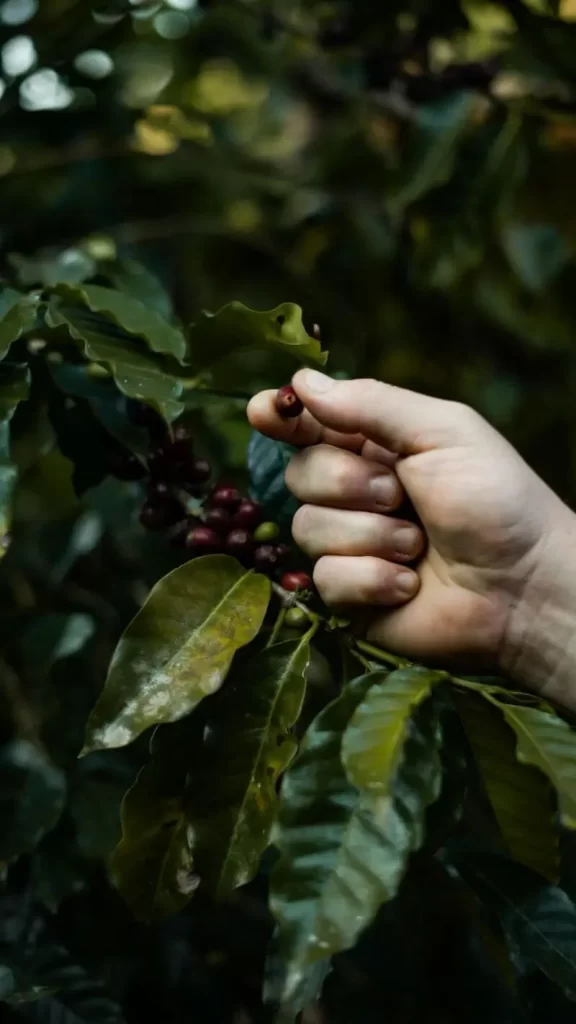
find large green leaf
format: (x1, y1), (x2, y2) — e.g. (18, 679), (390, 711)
(341, 666), (447, 794)
(106, 259), (174, 321)
(185, 301), (327, 375)
(391, 91), (475, 211)
(269, 673), (443, 1016)
(55, 283), (186, 361)
(457, 853), (576, 1002)
(82, 555), (271, 754)
(0, 741), (66, 863)
(185, 637), (310, 901)
(0, 362), (31, 553)
(0, 286), (38, 359)
(45, 296), (184, 422)
(486, 695), (576, 829)
(110, 716), (202, 922)
(501, 222), (570, 292)
(455, 691), (559, 882)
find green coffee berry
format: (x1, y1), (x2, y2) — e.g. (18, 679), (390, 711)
(285, 606), (309, 629)
(254, 521), (280, 542)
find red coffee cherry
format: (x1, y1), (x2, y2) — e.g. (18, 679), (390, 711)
(210, 484), (242, 510)
(147, 479), (172, 500)
(275, 385), (304, 419)
(186, 525), (222, 553)
(188, 457), (211, 484)
(139, 498), (184, 531)
(108, 451), (147, 481)
(275, 543), (291, 564)
(232, 499), (262, 530)
(281, 571), (312, 592)
(204, 507), (231, 533)
(225, 528), (254, 559)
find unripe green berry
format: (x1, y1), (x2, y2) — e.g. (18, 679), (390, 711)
(254, 521), (280, 543)
(285, 606), (309, 629)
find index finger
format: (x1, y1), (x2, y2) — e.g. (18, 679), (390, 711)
(247, 389), (366, 451)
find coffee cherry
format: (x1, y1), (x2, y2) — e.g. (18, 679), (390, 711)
(147, 479), (172, 501)
(275, 543), (291, 564)
(139, 498), (184, 531)
(108, 450), (147, 481)
(225, 528), (254, 560)
(253, 544), (280, 572)
(281, 571), (312, 592)
(186, 525), (222, 553)
(254, 521), (280, 543)
(210, 484), (242, 510)
(275, 385), (303, 419)
(172, 423), (191, 444)
(148, 441), (193, 483)
(204, 506), (231, 532)
(232, 499), (262, 530)
(285, 606), (309, 629)
(188, 457), (211, 484)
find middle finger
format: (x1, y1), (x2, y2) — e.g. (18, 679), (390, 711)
(286, 444), (404, 513)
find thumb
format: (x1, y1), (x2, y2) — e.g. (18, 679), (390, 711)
(292, 369), (477, 455)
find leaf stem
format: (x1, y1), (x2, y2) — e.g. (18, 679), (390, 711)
(267, 606), (287, 648)
(353, 639), (410, 669)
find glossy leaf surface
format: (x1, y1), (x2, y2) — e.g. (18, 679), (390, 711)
(82, 556), (271, 753)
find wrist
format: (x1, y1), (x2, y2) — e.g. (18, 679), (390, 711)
(501, 505), (576, 711)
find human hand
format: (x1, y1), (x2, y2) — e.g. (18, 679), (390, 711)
(248, 370), (576, 709)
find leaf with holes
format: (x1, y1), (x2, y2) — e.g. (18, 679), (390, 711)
(455, 690), (559, 882)
(185, 637), (310, 901)
(45, 296), (184, 422)
(269, 672), (443, 1017)
(82, 555), (271, 754)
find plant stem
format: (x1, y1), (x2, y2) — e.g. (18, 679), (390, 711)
(354, 639), (410, 669)
(267, 607), (287, 648)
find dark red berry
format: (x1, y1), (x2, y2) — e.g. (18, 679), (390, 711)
(109, 450), (147, 481)
(147, 479), (172, 500)
(172, 424), (191, 444)
(139, 498), (184, 531)
(148, 440), (193, 483)
(275, 543), (291, 564)
(204, 506), (232, 532)
(232, 499), (262, 529)
(275, 385), (303, 419)
(188, 457), (211, 484)
(186, 525), (222, 553)
(210, 484), (242, 510)
(281, 571), (312, 592)
(253, 544), (280, 572)
(225, 528), (254, 559)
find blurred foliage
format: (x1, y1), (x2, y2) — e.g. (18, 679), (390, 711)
(2, 1), (576, 1022)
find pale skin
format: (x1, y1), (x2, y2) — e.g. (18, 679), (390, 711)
(248, 369), (576, 713)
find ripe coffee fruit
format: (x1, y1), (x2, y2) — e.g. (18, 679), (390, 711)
(186, 525), (221, 553)
(147, 479), (171, 500)
(254, 521), (280, 543)
(275, 543), (291, 564)
(205, 506), (231, 532)
(108, 451), (147, 481)
(253, 544), (280, 572)
(225, 528), (254, 559)
(275, 385), (303, 419)
(140, 498), (184, 531)
(281, 570), (312, 592)
(232, 499), (262, 530)
(188, 457), (211, 484)
(210, 484), (242, 510)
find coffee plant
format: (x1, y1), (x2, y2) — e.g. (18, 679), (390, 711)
(3, 1), (576, 1022)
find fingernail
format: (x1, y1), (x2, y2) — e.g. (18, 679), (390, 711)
(369, 473), (397, 508)
(394, 526), (420, 556)
(396, 571), (418, 595)
(300, 369), (333, 394)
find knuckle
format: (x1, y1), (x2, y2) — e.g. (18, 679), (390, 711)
(291, 505), (311, 545)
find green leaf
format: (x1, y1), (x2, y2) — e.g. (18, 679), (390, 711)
(457, 853), (576, 1002)
(20, 613), (95, 679)
(9, 247), (96, 288)
(501, 222), (571, 291)
(0, 741), (66, 863)
(341, 666), (447, 794)
(185, 637), (310, 901)
(185, 301), (327, 375)
(82, 555), (271, 754)
(110, 715), (203, 921)
(0, 361), (31, 552)
(269, 673), (443, 1014)
(455, 690), (559, 882)
(106, 259), (174, 321)
(391, 91), (475, 211)
(0, 286), (38, 359)
(486, 695), (576, 829)
(45, 296), (184, 422)
(247, 431), (300, 526)
(55, 282), (186, 361)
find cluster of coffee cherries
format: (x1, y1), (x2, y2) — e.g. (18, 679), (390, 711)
(108, 393), (311, 593)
